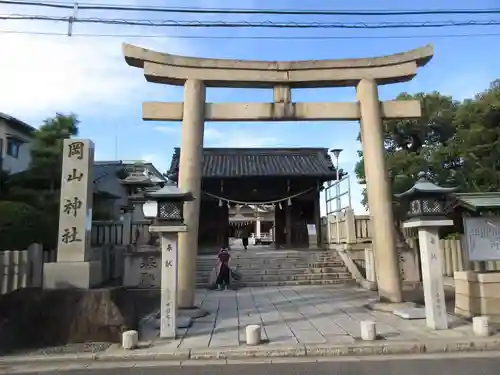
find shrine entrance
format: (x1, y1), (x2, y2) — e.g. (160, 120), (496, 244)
(123, 43), (434, 307)
(166, 147), (337, 251)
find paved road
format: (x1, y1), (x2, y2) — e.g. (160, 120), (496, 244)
(4, 353), (500, 375)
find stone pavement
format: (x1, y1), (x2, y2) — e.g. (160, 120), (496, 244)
(144, 285), (497, 349)
(4, 286), (500, 366)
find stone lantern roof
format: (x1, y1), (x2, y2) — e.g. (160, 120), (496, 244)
(394, 172), (457, 199)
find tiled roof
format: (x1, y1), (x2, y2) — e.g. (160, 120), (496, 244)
(93, 161), (166, 184)
(452, 192), (500, 211)
(168, 148), (338, 179)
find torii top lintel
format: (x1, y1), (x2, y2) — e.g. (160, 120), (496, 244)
(123, 43), (433, 89)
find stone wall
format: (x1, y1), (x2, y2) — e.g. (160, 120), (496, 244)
(455, 271), (500, 322)
(0, 287), (138, 353)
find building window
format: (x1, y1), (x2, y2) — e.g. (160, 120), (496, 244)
(6, 139), (21, 158)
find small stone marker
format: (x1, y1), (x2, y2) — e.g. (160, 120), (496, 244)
(473, 316), (490, 337)
(246, 324), (262, 345)
(122, 330), (139, 350)
(360, 321), (376, 341)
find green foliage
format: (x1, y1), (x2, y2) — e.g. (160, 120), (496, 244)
(0, 113), (80, 248)
(29, 113), (79, 191)
(0, 201), (54, 250)
(355, 79), (500, 218)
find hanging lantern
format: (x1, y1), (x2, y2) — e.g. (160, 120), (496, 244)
(279, 202), (282, 210)
(287, 198), (292, 206)
(218, 199), (223, 207)
(227, 201), (230, 208)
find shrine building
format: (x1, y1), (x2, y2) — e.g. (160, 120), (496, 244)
(167, 147), (340, 251)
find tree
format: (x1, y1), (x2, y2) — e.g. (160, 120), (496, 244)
(354, 80), (500, 219)
(30, 113), (79, 191)
(1, 113), (80, 248)
(445, 81), (500, 192)
(355, 92), (459, 211)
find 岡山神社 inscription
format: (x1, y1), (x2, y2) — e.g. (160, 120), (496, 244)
(57, 139), (95, 263)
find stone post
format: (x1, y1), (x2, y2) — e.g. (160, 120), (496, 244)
(412, 224), (449, 329)
(364, 248), (376, 284)
(44, 139), (102, 289)
(356, 79), (403, 303)
(150, 224), (189, 338)
(177, 79), (206, 308)
(255, 217), (261, 239)
(121, 212), (132, 245)
(344, 208), (357, 244)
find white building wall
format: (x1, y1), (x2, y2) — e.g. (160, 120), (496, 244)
(0, 119), (33, 174)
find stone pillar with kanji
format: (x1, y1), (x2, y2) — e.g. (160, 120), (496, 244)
(44, 139), (103, 289)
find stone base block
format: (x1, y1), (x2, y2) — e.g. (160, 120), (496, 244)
(367, 301), (417, 313)
(179, 307), (209, 319)
(454, 271), (500, 321)
(393, 307), (426, 320)
(0, 287), (137, 353)
(43, 261), (102, 289)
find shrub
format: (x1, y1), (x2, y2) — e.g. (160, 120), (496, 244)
(0, 201), (54, 250)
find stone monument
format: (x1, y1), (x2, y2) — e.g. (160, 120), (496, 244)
(44, 139), (102, 289)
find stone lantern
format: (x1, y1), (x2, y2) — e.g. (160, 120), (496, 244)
(394, 171), (457, 330)
(142, 183), (193, 339)
(143, 184), (193, 225)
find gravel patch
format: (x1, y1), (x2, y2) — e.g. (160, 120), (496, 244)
(3, 342), (112, 357)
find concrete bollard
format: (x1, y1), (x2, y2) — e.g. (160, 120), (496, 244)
(122, 330), (139, 350)
(245, 324), (262, 346)
(360, 320), (376, 341)
(473, 316), (490, 337)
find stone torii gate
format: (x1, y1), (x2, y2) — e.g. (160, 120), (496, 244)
(123, 43), (434, 306)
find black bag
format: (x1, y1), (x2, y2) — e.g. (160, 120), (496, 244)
(231, 268), (242, 281)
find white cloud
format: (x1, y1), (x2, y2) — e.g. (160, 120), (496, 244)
(203, 127), (280, 147)
(152, 125), (280, 148)
(0, 1), (195, 121)
(153, 125), (180, 134)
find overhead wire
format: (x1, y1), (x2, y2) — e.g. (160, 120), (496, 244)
(2, 0), (500, 16)
(2, 14), (500, 29)
(1, 29), (499, 40)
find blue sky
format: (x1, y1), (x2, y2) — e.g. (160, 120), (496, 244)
(1, 0), (499, 213)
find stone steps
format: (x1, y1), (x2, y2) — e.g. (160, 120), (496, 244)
(197, 272), (351, 282)
(195, 278), (356, 288)
(196, 262), (346, 271)
(196, 267), (348, 277)
(195, 250), (354, 288)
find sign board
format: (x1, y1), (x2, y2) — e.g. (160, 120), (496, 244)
(463, 217), (500, 261)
